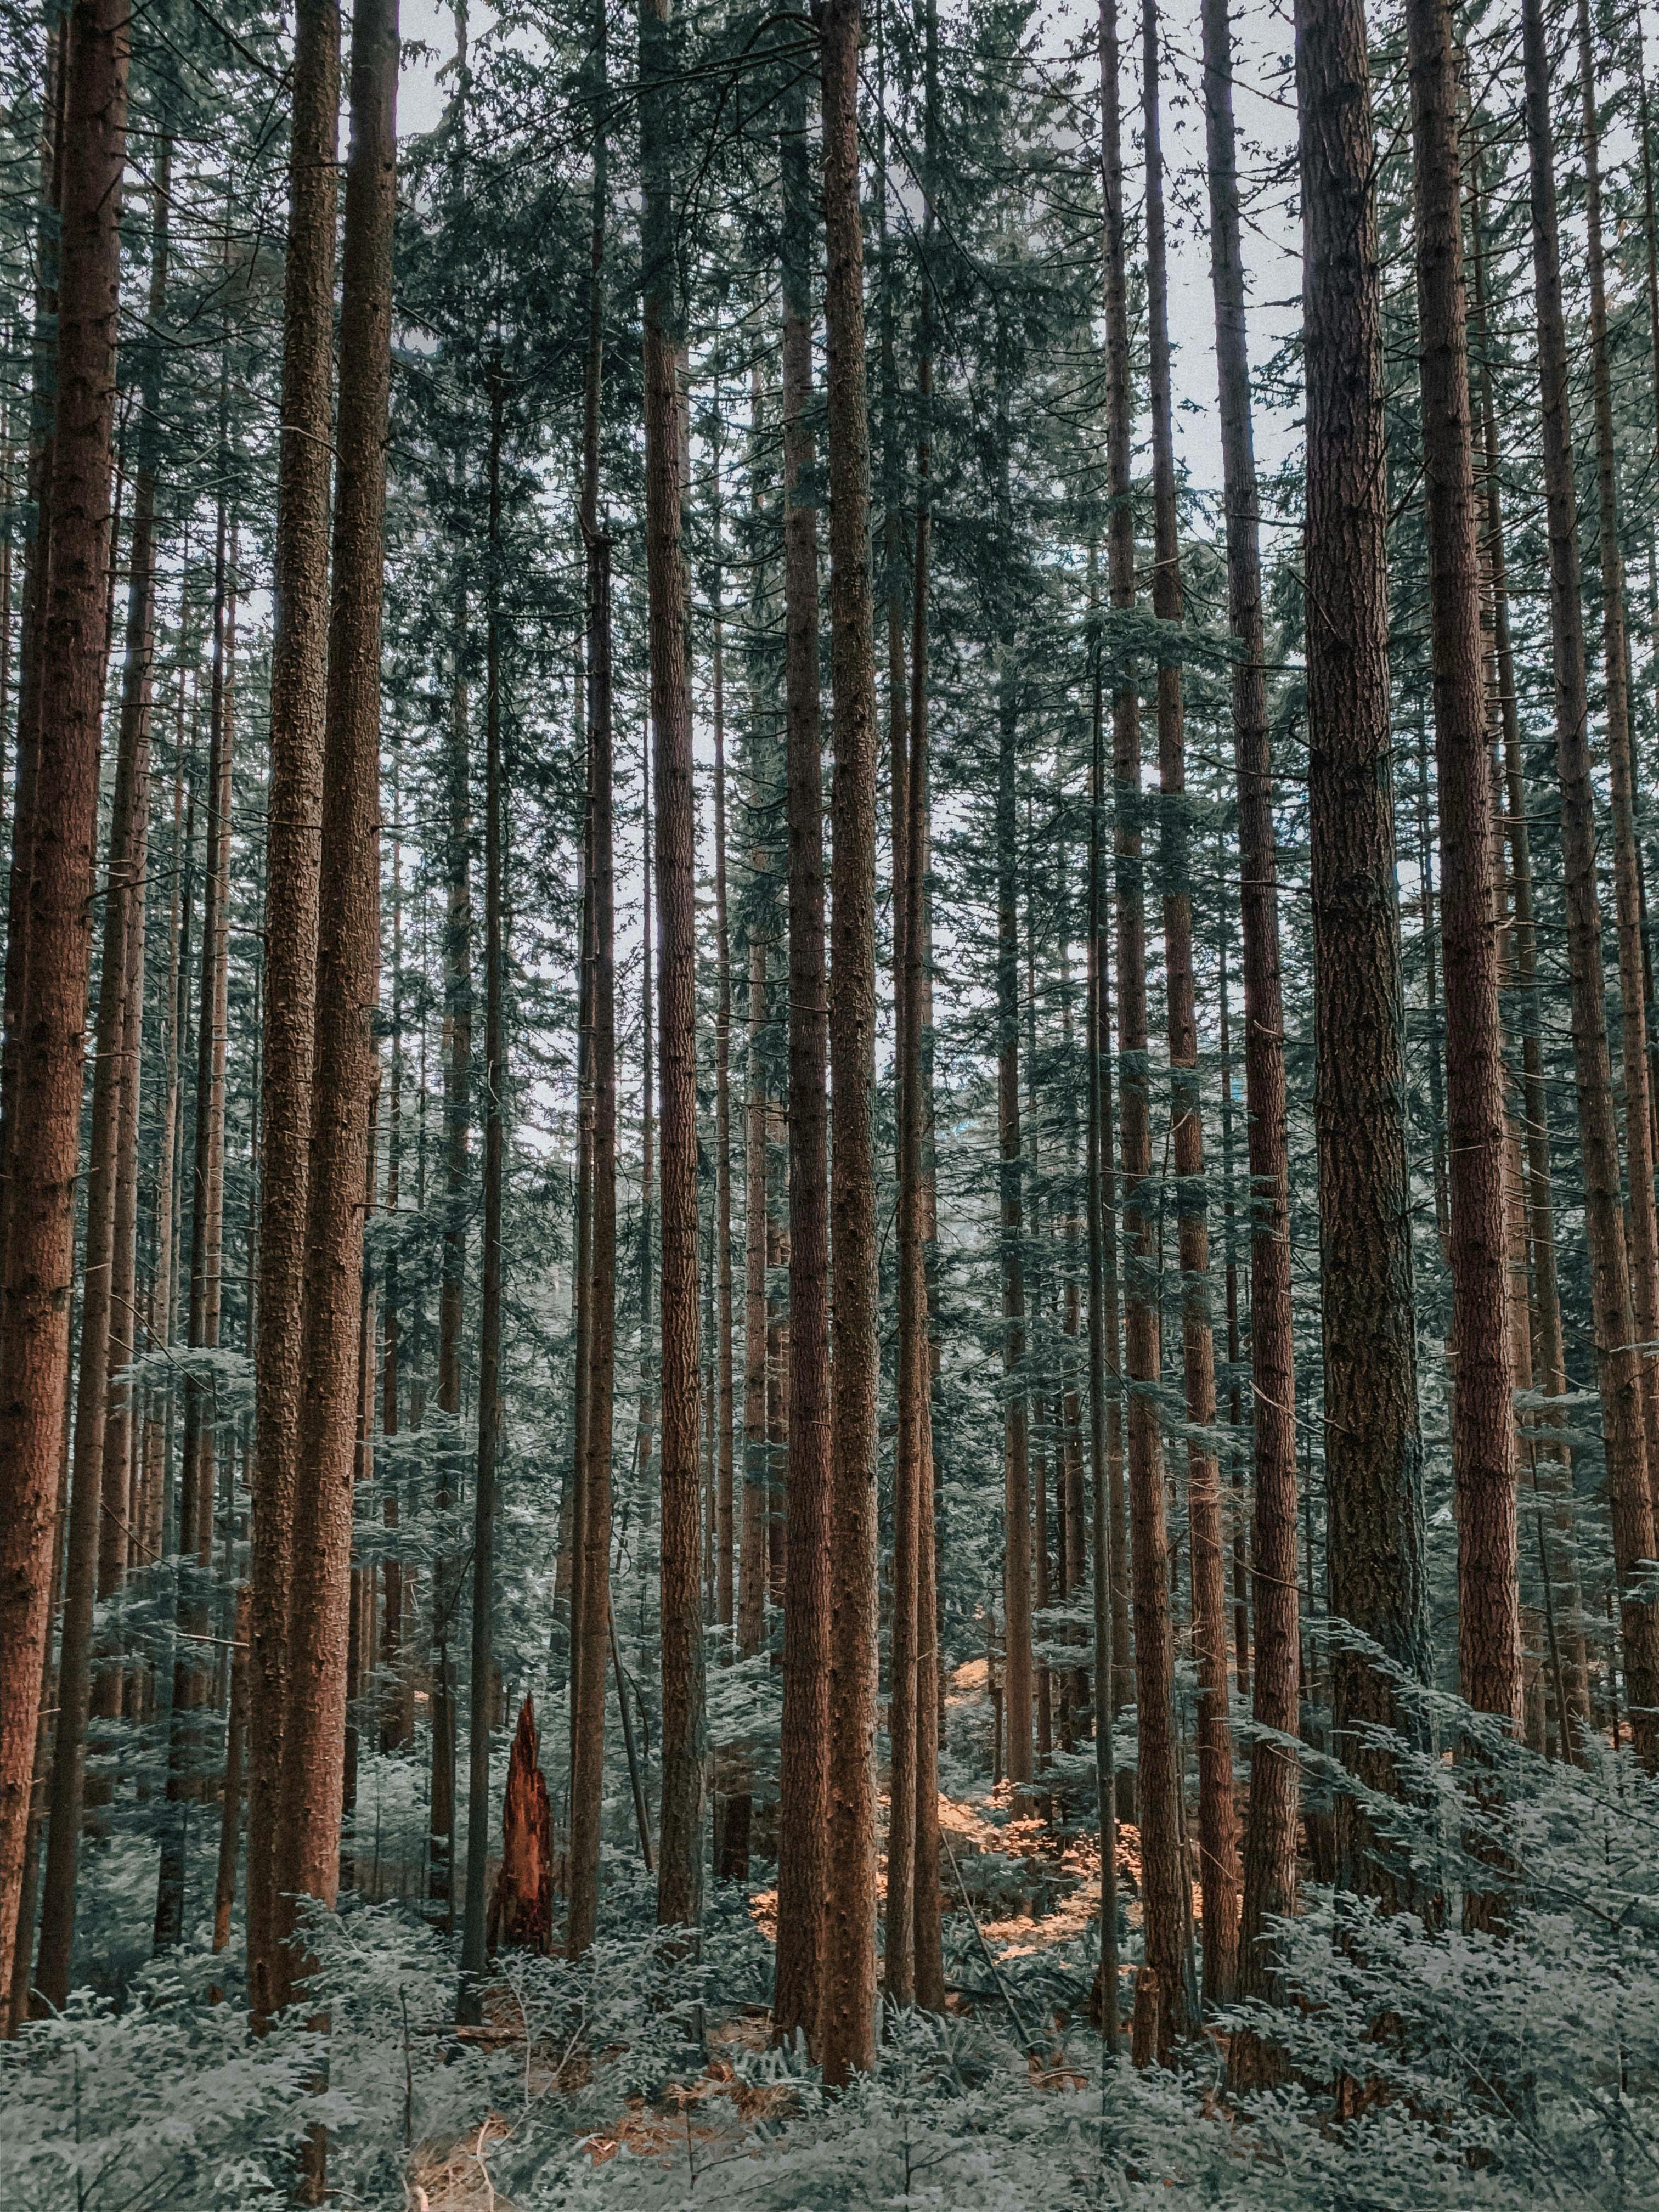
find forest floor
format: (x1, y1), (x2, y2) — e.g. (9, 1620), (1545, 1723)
(409, 1784), (1138, 2210)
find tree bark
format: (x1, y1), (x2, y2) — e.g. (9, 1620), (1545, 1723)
(1297, 0), (1432, 1892)
(641, 0), (704, 1936)
(567, 18), (612, 1957)
(0, 0), (127, 2031)
(1575, 0), (1659, 1486)
(819, 0), (880, 2086)
(32, 145), (170, 2004)
(459, 366), (506, 2012)
(1404, 0), (1520, 1744)
(773, 52), (832, 2049)
(247, 0), (340, 2023)
(270, 0), (397, 2018)
(1520, 0), (1659, 1763)
(1098, 0), (1186, 2057)
(1144, 0), (1238, 2007)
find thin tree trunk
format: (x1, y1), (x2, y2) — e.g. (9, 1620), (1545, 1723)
(1468, 153), (1591, 1746)
(819, 0), (880, 2086)
(567, 13), (612, 1959)
(1144, 0), (1238, 2007)
(1099, 0), (1186, 2057)
(211, 1585), (251, 1959)
(246, 0), (340, 2023)
(459, 367), (506, 2012)
(773, 52), (832, 2049)
(1576, 0), (1659, 1485)
(641, 0), (704, 1936)
(33, 147), (170, 2003)
(270, 0), (397, 2034)
(1520, 0), (1659, 1763)
(0, 0), (127, 2029)
(714, 450), (736, 1637)
(996, 439), (1032, 1789)
(1404, 0), (1520, 1758)
(1298, 0), (1432, 1896)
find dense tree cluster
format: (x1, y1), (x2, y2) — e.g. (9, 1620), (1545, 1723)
(3, 0), (1659, 2197)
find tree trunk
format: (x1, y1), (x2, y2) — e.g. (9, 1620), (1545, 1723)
(714, 451), (736, 1637)
(247, 0), (340, 2023)
(641, 0), (704, 1936)
(1576, 0), (1659, 1487)
(567, 22), (612, 1958)
(1297, 0), (1432, 1894)
(459, 366), (506, 2013)
(0, 0), (127, 2031)
(819, 0), (880, 2086)
(1520, 0), (1659, 1763)
(996, 490), (1032, 1791)
(211, 1585), (251, 1961)
(1404, 0), (1520, 1750)
(155, 437), (235, 1958)
(1098, 0), (1186, 2057)
(1468, 153), (1591, 1748)
(773, 52), (832, 2048)
(1144, 0), (1238, 2008)
(32, 144), (170, 2004)
(270, 0), (397, 2025)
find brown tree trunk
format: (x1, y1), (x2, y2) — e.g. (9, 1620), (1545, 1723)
(1086, 631), (1121, 2055)
(459, 367), (506, 2012)
(1098, 0), (1186, 2057)
(270, 0), (397, 2027)
(1521, 0), (1659, 1763)
(1404, 0), (1520, 1746)
(211, 1585), (251, 1961)
(818, 0), (880, 2086)
(1298, 0), (1432, 1893)
(1144, 0), (1238, 2008)
(155, 445), (236, 1958)
(909, 7), (945, 2017)
(490, 1695), (553, 1954)
(1576, 0), (1659, 1485)
(641, 0), (704, 1936)
(0, 0), (126, 2031)
(714, 462), (736, 1637)
(1468, 154), (1591, 1748)
(773, 53), (832, 2049)
(246, 0), (340, 2023)
(996, 526), (1032, 1791)
(567, 29), (612, 1959)
(32, 145), (170, 2003)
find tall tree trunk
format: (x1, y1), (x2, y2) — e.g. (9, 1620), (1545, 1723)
(1098, 0), (1186, 2058)
(0, 0), (127, 2030)
(35, 149), (170, 2002)
(819, 0), (880, 2086)
(567, 15), (612, 1959)
(1143, 0), (1238, 2007)
(246, 0), (340, 2022)
(995, 422), (1032, 1789)
(1520, 0), (1659, 1763)
(432, 563), (472, 1927)
(641, 0), (704, 1935)
(907, 0), (944, 2013)
(1404, 0), (1520, 1750)
(1297, 0), (1431, 1894)
(270, 0), (397, 2027)
(773, 53), (832, 2049)
(459, 368), (506, 2012)
(97, 143), (171, 1723)
(1086, 602), (1121, 2056)
(211, 1584), (251, 1960)
(1468, 153), (1591, 1747)
(1576, 0), (1659, 1483)
(155, 433), (235, 1958)
(714, 448), (736, 1637)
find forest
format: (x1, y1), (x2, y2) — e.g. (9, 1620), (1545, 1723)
(1, 0), (1657, 2196)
